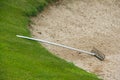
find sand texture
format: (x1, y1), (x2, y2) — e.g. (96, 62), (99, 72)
(30, 0), (120, 80)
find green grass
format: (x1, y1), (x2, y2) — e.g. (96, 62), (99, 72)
(0, 0), (101, 80)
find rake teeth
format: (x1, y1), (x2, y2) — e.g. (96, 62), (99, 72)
(91, 47), (105, 61)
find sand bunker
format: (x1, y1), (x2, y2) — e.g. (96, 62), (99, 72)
(30, 0), (120, 80)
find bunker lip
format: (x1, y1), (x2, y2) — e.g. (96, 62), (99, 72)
(29, 0), (120, 80)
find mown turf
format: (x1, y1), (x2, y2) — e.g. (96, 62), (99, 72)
(0, 0), (101, 80)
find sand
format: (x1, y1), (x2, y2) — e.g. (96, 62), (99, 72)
(29, 0), (120, 80)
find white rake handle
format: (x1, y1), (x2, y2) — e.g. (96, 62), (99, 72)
(16, 35), (95, 55)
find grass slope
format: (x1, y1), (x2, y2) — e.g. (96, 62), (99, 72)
(0, 0), (100, 80)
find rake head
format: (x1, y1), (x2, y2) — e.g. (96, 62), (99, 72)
(91, 47), (105, 61)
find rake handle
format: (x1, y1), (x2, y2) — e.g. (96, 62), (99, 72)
(16, 35), (95, 55)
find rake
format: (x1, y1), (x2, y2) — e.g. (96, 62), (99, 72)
(16, 35), (105, 61)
